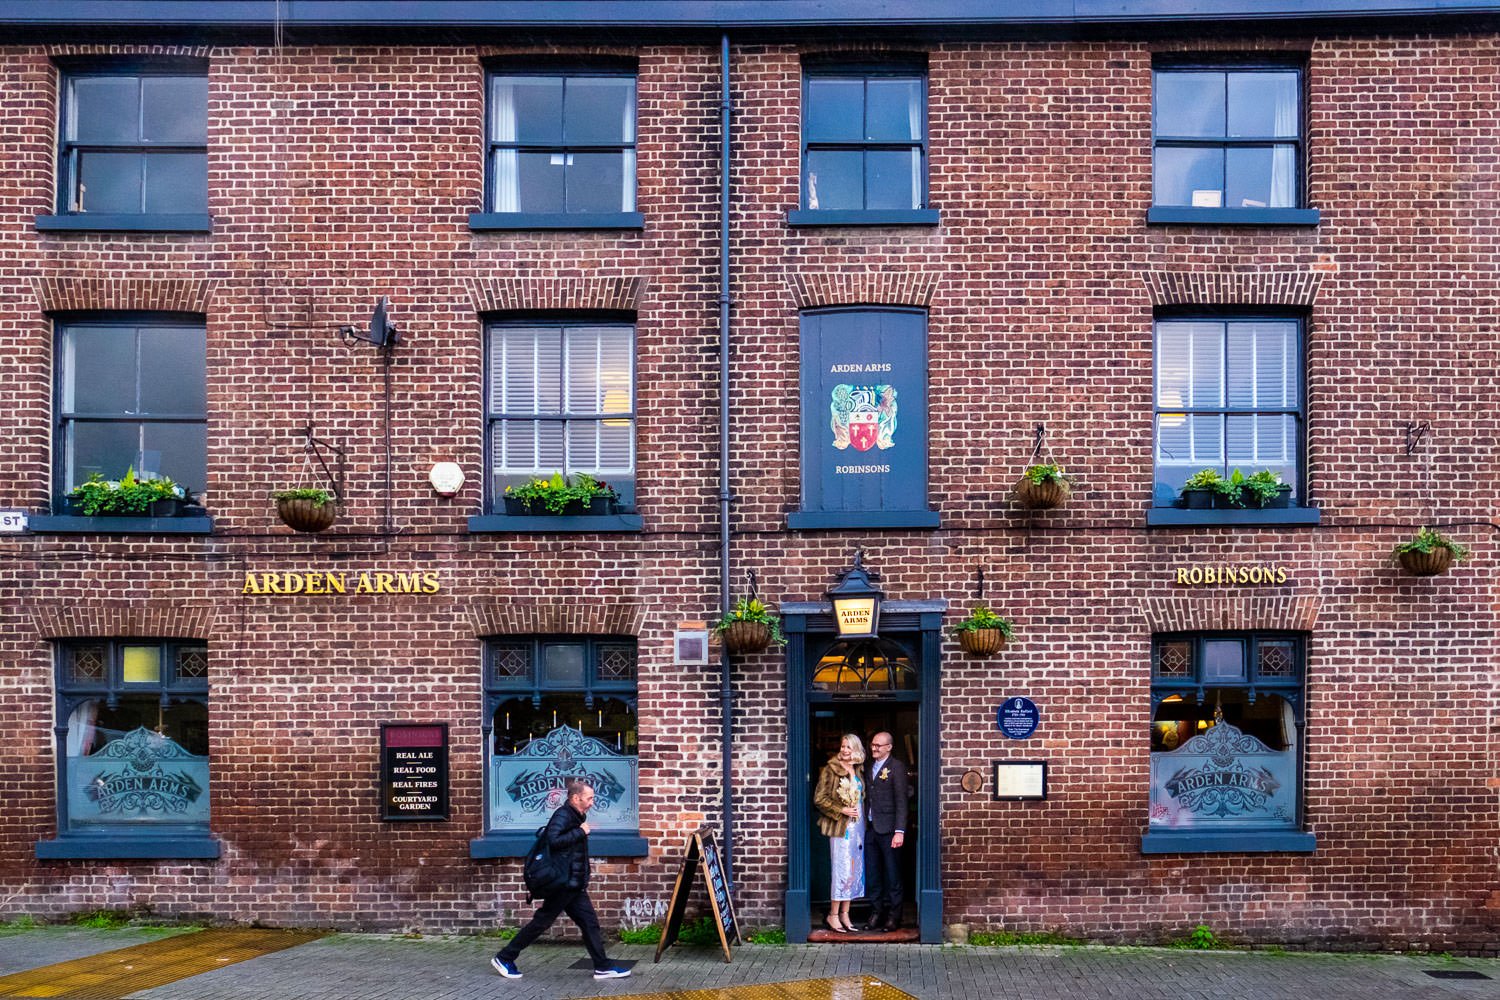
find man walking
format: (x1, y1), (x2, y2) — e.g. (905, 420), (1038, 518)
(863, 731), (909, 931)
(491, 778), (631, 981)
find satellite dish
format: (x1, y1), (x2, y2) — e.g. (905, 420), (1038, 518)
(369, 296), (400, 350)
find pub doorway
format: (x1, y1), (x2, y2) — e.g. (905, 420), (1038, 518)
(782, 601), (945, 944)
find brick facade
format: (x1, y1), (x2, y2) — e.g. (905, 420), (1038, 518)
(0, 11), (1494, 956)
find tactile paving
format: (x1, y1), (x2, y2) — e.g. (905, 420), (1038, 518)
(569, 976), (916, 1000)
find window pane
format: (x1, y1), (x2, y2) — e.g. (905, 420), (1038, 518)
(497, 420), (564, 473)
(806, 149), (861, 210)
(567, 420), (634, 476)
(62, 326), (136, 414)
(66, 645), (108, 686)
(1227, 322), (1295, 408)
(565, 152), (631, 213)
(1227, 71), (1298, 138)
(495, 327), (562, 416)
(542, 644), (585, 685)
(68, 422), (141, 490)
(143, 152), (208, 213)
(515, 152), (566, 212)
(805, 77), (863, 141)
(1155, 71), (1224, 137)
(565, 327), (631, 413)
(142, 422), (206, 490)
(866, 77), (921, 141)
(491, 149), (519, 211)
(1257, 640), (1297, 679)
(1190, 413), (1224, 467)
(1154, 640), (1192, 679)
(139, 326), (207, 414)
(141, 77), (207, 143)
(122, 646), (161, 683)
(1203, 640), (1245, 682)
(564, 77), (635, 143)
(1153, 146), (1223, 207)
(67, 697), (209, 829)
(1226, 145), (1296, 209)
(77, 151), (143, 213)
(70, 76), (138, 142)
(1190, 324), (1225, 407)
(494, 76), (562, 144)
(866, 149), (921, 210)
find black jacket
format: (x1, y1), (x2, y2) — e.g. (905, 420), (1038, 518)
(867, 755), (910, 836)
(543, 801), (591, 890)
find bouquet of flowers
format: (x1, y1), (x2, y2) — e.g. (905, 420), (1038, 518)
(836, 774), (860, 808)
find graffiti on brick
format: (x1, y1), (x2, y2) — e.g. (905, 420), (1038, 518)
(490, 725), (637, 833)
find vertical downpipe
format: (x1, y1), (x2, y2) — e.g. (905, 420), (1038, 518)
(717, 31), (736, 886)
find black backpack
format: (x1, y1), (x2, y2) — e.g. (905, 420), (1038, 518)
(522, 826), (570, 901)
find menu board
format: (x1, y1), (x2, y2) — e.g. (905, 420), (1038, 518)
(654, 825), (741, 964)
(380, 723), (448, 821)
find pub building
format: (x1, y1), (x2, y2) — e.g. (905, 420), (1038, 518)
(0, 1), (1494, 955)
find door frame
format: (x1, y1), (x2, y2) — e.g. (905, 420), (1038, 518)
(781, 599), (946, 944)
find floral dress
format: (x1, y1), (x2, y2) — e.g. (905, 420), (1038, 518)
(828, 769), (865, 901)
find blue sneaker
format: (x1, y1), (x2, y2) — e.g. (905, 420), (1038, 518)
(491, 956), (522, 979)
(593, 965), (632, 980)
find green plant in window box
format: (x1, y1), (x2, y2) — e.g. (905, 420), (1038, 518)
(1178, 469), (1226, 510)
(712, 596), (784, 655)
(953, 604), (1014, 656)
(504, 472), (619, 516)
(1391, 526), (1469, 577)
(569, 473), (620, 515)
(1241, 469), (1293, 509)
(67, 468), (188, 517)
(1015, 463), (1074, 510)
(272, 487), (337, 533)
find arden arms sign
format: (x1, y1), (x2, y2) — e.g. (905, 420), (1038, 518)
(242, 570), (440, 595)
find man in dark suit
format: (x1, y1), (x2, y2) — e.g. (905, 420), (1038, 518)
(863, 731), (909, 931)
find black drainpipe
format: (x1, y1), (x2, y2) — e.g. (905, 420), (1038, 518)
(717, 31), (736, 886)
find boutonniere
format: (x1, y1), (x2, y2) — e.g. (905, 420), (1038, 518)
(879, 770), (890, 781)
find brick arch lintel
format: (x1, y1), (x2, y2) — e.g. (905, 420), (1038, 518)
(30, 277), (217, 316)
(30, 603), (218, 641)
(1136, 594), (1320, 633)
(788, 271), (939, 311)
(466, 601), (648, 637)
(1141, 269), (1323, 309)
(46, 45), (213, 59)
(465, 276), (649, 315)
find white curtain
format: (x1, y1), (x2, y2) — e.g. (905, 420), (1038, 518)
(67, 700), (100, 757)
(907, 81), (922, 209)
(491, 79), (519, 212)
(1270, 80), (1298, 207)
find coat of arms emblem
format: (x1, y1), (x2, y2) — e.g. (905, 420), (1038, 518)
(831, 384), (897, 452)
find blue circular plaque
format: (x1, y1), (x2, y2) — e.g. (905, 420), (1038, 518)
(997, 697), (1039, 740)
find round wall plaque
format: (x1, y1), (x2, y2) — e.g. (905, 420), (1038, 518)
(960, 769), (984, 794)
(997, 697), (1040, 740)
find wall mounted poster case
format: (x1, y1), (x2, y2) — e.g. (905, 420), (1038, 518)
(654, 826), (740, 964)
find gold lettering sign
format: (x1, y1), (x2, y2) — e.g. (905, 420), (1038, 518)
(1173, 565), (1289, 586)
(242, 571), (440, 596)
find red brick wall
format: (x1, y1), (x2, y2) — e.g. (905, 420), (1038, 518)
(0, 32), (1493, 954)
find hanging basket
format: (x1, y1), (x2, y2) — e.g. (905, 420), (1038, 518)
(720, 620), (772, 655)
(1397, 547), (1453, 576)
(1015, 477), (1071, 510)
(957, 628), (1007, 656)
(276, 496), (337, 533)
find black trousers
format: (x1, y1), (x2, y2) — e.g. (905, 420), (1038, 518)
(865, 829), (904, 916)
(499, 888), (610, 970)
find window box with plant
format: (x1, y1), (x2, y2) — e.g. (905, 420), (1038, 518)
(65, 468), (193, 518)
(503, 473), (619, 516)
(953, 604), (1014, 656)
(1391, 527), (1468, 577)
(712, 597), (784, 656)
(1015, 463), (1073, 510)
(1178, 468), (1292, 510)
(273, 488), (337, 533)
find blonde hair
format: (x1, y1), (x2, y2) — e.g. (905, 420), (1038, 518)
(839, 733), (866, 765)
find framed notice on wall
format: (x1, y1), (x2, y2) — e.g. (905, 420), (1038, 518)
(994, 760), (1047, 801)
(380, 723), (449, 821)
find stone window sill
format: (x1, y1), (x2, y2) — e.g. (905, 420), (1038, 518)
(1145, 508), (1320, 527)
(35, 213), (213, 233)
(469, 832), (648, 859)
(468, 514), (642, 534)
(37, 834), (221, 860)
(1141, 830), (1315, 854)
(27, 515), (214, 535)
(1146, 207), (1320, 227)
(468, 212), (644, 231)
(786, 209), (939, 227)
(788, 510), (940, 530)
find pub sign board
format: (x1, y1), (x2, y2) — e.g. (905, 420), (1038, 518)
(380, 723), (448, 821)
(799, 308), (930, 518)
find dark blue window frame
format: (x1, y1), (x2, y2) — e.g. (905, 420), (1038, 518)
(37, 638), (218, 860)
(471, 62), (643, 232)
(40, 57), (212, 233)
(1148, 311), (1318, 527)
(791, 59), (937, 227)
(1144, 631), (1313, 854)
(470, 636), (645, 858)
(1148, 57), (1318, 227)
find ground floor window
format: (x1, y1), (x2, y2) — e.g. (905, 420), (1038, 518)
(57, 640), (210, 834)
(1147, 633), (1310, 851)
(484, 637), (638, 836)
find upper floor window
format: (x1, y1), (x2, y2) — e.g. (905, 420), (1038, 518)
(55, 316), (207, 511)
(1153, 316), (1303, 509)
(801, 63), (926, 212)
(1152, 63), (1304, 214)
(485, 321), (635, 512)
(486, 70), (636, 216)
(58, 64), (208, 217)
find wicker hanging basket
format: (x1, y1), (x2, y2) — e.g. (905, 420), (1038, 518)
(276, 496), (337, 533)
(720, 620), (772, 655)
(1397, 547), (1452, 576)
(957, 628), (1007, 656)
(1015, 477), (1071, 510)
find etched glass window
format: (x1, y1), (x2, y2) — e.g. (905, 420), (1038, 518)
(483, 637), (638, 835)
(57, 639), (209, 834)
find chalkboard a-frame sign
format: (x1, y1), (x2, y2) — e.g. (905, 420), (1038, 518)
(654, 826), (740, 963)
